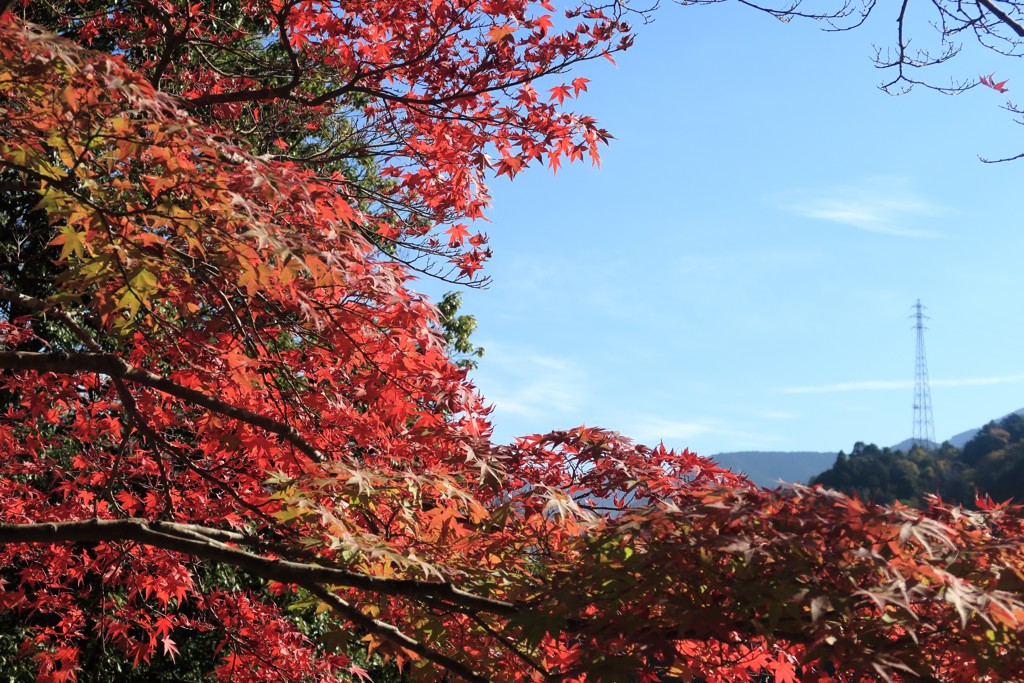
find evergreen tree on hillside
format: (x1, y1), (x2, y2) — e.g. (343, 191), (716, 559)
(812, 415), (1024, 507)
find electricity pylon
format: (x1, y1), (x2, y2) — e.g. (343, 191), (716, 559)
(911, 299), (935, 448)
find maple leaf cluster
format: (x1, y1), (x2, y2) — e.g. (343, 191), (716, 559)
(980, 73), (1010, 93)
(0, 3), (1023, 683)
(22, 0), (625, 284)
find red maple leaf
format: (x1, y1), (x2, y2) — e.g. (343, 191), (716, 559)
(456, 252), (484, 277)
(770, 651), (798, 683)
(161, 635), (179, 663)
(980, 72), (1009, 92)
(548, 84), (572, 104)
(444, 223), (470, 246)
(347, 664), (373, 682)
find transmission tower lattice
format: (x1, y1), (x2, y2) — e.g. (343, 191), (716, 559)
(911, 299), (935, 448)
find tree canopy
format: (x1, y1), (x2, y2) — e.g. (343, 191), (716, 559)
(812, 415), (1024, 508)
(1, 1), (1024, 682)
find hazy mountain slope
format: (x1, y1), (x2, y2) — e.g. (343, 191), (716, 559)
(709, 408), (1024, 488)
(894, 408), (1024, 450)
(709, 451), (837, 488)
(890, 437), (939, 452)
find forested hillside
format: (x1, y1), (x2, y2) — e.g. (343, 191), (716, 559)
(812, 414), (1024, 506)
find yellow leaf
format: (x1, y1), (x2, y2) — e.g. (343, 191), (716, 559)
(49, 225), (85, 260)
(60, 84), (79, 112)
(237, 268), (259, 296)
(117, 290), (141, 319)
(486, 24), (515, 42)
(130, 268), (158, 294)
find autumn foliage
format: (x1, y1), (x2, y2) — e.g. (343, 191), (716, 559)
(0, 1), (1023, 681)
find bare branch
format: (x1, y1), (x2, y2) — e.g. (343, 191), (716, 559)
(0, 518), (519, 616)
(980, 150), (1024, 161)
(0, 285), (103, 352)
(976, 0), (1024, 36)
(307, 584), (490, 683)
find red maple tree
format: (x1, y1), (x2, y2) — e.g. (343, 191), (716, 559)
(0, 2), (1023, 682)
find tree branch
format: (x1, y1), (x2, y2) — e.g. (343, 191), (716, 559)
(0, 286), (103, 352)
(976, 0), (1024, 37)
(0, 518), (519, 616)
(307, 584), (490, 683)
(0, 349), (326, 463)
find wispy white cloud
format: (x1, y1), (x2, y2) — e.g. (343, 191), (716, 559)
(475, 346), (587, 419)
(776, 177), (945, 237)
(622, 416), (717, 443)
(620, 416), (786, 452)
(754, 410), (800, 420)
(780, 379), (910, 394)
(780, 372), (1024, 394)
(931, 374), (1024, 387)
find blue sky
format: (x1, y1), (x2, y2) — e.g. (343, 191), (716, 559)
(418, 2), (1024, 457)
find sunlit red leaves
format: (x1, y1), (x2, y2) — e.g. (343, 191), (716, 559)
(5, 5), (1024, 683)
(0, 16), (493, 678)
(492, 470), (1024, 682)
(205, 592), (352, 682)
(980, 72), (1009, 92)
(445, 222), (472, 246)
(32, 646), (80, 683)
(22, 0), (630, 282)
(548, 84), (573, 104)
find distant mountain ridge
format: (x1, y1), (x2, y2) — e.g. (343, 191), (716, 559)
(943, 407), (1024, 448)
(889, 437), (939, 452)
(709, 451), (836, 488)
(891, 408), (1024, 451)
(709, 407), (1024, 488)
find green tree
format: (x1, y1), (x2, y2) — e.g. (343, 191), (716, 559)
(437, 292), (485, 370)
(962, 422), (1011, 467)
